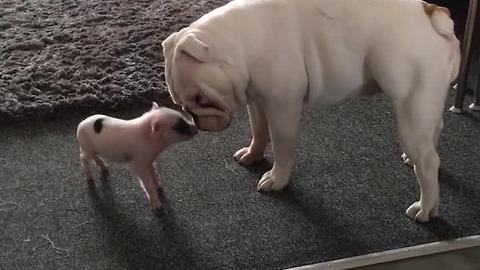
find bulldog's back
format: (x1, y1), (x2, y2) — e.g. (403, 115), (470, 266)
(177, 0), (458, 105)
(190, 0), (431, 50)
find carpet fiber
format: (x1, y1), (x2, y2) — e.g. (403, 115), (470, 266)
(0, 0), (229, 123)
(1, 93), (479, 270)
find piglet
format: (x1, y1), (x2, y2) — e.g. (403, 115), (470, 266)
(76, 102), (197, 209)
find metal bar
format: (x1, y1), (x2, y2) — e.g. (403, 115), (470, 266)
(470, 76), (480, 110)
(450, 0), (479, 113)
(469, 15), (480, 111)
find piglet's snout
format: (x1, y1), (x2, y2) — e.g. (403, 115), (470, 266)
(189, 124), (198, 135)
(184, 123), (198, 136)
(173, 118), (198, 136)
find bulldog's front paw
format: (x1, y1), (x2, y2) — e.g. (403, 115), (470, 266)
(233, 147), (264, 166)
(257, 170), (289, 192)
(405, 201), (439, 222)
(401, 153), (413, 167)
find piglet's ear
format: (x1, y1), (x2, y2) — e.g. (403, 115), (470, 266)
(151, 119), (165, 135)
(151, 102), (160, 110)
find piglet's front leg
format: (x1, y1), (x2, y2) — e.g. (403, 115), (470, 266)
(130, 163), (162, 209)
(149, 164), (163, 195)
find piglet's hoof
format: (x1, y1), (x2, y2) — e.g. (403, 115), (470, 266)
(151, 201), (166, 215)
(101, 168), (110, 178)
(86, 177), (95, 186)
(152, 206), (168, 217)
(150, 198), (162, 209)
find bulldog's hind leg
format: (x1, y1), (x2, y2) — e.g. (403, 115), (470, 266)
(388, 72), (449, 222)
(401, 119), (443, 168)
(396, 97), (444, 222)
(369, 39), (451, 222)
(234, 101), (270, 165)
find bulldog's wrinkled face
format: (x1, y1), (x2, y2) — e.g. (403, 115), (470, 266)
(162, 32), (237, 132)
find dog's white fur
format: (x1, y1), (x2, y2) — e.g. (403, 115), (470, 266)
(162, 0), (461, 222)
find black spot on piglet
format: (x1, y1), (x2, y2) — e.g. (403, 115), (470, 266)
(93, 118), (104, 134)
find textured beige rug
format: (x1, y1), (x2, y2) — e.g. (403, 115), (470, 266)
(0, 0), (229, 123)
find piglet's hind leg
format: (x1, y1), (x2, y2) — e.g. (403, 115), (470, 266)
(80, 150), (93, 182)
(93, 155), (109, 178)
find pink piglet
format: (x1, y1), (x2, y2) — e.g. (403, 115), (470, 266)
(76, 102), (197, 209)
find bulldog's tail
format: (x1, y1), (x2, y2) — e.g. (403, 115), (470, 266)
(422, 2), (455, 40)
(422, 1), (461, 84)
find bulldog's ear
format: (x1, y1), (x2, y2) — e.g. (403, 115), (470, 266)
(177, 33), (210, 62)
(162, 32), (179, 55)
(162, 32), (181, 104)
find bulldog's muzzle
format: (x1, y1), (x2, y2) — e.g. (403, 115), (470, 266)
(183, 107), (231, 132)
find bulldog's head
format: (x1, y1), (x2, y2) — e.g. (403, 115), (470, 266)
(162, 30), (247, 132)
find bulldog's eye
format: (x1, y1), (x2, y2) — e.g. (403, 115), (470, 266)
(194, 95), (211, 108)
(194, 95), (201, 103)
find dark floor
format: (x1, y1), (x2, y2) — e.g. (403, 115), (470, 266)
(1, 93), (479, 270)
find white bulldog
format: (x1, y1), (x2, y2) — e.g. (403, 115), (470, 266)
(162, 0), (461, 222)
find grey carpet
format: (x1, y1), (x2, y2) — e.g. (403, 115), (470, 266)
(1, 93), (479, 270)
